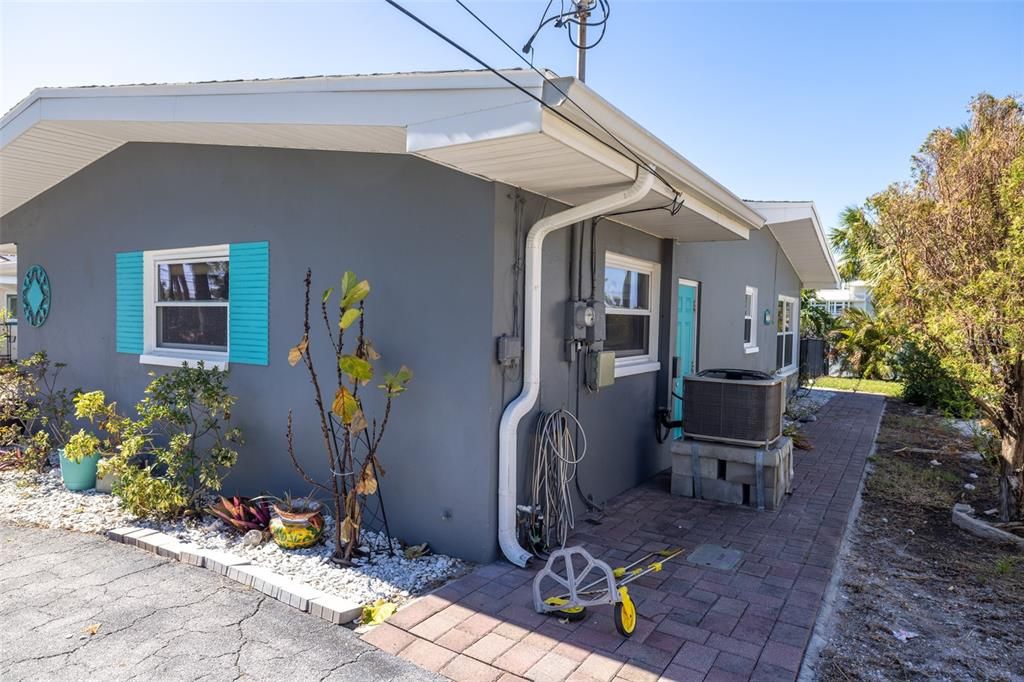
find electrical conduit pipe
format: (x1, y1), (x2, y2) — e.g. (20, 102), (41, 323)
(498, 169), (656, 567)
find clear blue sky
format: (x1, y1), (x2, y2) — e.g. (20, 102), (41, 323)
(2, 1), (1021, 236)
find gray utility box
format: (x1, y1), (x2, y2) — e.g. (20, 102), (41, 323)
(671, 437), (793, 511)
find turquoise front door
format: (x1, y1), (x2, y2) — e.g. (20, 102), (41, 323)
(674, 281), (698, 438)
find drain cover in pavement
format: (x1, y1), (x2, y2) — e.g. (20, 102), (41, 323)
(687, 544), (743, 571)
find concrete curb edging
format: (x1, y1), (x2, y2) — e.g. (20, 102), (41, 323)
(106, 526), (363, 625)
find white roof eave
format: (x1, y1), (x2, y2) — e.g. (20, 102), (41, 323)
(747, 200), (841, 289)
(2, 70), (763, 244)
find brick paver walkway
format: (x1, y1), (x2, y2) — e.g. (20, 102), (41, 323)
(364, 392), (885, 682)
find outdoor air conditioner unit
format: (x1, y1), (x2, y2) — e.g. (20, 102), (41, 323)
(683, 369), (785, 446)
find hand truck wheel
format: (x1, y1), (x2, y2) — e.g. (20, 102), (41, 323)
(613, 587), (636, 637)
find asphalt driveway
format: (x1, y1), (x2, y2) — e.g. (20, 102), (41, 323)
(0, 524), (438, 681)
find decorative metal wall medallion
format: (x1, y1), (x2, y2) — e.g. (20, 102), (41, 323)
(22, 265), (51, 327)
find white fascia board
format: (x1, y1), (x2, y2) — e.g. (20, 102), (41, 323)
(406, 100), (543, 153)
(13, 70), (544, 104)
(21, 90), (535, 133)
(1, 70), (547, 148)
(808, 202), (841, 286)
(544, 77), (766, 232)
(0, 100), (41, 148)
(538, 113), (749, 239)
(750, 201), (840, 288)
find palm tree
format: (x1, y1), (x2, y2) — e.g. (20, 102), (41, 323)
(799, 290), (835, 339)
(830, 206), (876, 282)
(829, 308), (895, 380)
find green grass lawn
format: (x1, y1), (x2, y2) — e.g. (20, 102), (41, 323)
(811, 376), (904, 397)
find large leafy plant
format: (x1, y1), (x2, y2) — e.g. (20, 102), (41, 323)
(103, 364), (242, 518)
(0, 352), (76, 469)
(287, 269), (411, 565)
(829, 308), (897, 381)
(64, 390), (130, 464)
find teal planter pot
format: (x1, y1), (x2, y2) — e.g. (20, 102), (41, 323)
(58, 450), (101, 491)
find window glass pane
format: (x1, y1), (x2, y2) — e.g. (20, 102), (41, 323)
(606, 313), (649, 356)
(777, 300), (785, 332)
(604, 267), (649, 310)
(744, 292), (752, 317)
(785, 334), (794, 365)
(5, 295), (16, 318)
(158, 261), (229, 302)
(158, 306), (228, 351)
(743, 318), (752, 344)
(777, 334), (785, 368)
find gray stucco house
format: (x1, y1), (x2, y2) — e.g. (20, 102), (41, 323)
(0, 70), (839, 563)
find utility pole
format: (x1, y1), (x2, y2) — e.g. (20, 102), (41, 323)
(575, 0), (590, 82)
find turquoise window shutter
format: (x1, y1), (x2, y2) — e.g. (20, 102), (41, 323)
(229, 241), (269, 365)
(115, 251), (144, 354)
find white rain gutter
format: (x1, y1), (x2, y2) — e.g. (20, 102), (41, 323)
(498, 169), (656, 567)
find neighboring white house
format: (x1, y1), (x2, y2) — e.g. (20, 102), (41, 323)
(0, 245), (17, 360)
(814, 279), (873, 317)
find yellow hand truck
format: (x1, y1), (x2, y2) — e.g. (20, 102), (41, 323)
(531, 545), (684, 636)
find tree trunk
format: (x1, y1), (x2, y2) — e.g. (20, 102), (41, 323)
(998, 433), (1024, 522)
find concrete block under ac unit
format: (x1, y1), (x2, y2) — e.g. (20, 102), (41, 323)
(670, 437), (793, 511)
(700, 478), (745, 506)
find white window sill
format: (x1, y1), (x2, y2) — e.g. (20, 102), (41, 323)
(614, 360), (661, 378)
(744, 346), (759, 354)
(140, 353), (228, 371)
(777, 365), (798, 377)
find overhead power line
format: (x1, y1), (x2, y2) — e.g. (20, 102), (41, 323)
(452, 0), (682, 213)
(382, 0), (682, 215)
(522, 0), (611, 58)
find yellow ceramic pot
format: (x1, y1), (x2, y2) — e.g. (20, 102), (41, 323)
(269, 500), (324, 549)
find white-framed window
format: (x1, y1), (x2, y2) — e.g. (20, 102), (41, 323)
(604, 252), (660, 377)
(142, 244), (230, 369)
(743, 286), (758, 353)
(4, 293), (16, 320)
(777, 295), (798, 372)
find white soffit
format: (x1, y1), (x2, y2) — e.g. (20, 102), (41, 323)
(747, 201), (841, 289)
(410, 109), (751, 242)
(1, 70), (758, 243)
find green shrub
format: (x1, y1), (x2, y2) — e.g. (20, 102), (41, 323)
(895, 342), (976, 418)
(0, 352), (76, 470)
(104, 364), (242, 518)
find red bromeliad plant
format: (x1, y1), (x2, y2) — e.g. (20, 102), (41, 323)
(207, 496), (272, 533)
(286, 270), (411, 565)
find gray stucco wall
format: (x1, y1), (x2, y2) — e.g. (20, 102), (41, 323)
(0, 143), (501, 562)
(490, 189), (674, 521)
(674, 226), (802, 377)
(1, 141), (806, 564)
(487, 195), (804, 533)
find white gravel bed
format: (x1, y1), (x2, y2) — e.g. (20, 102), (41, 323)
(0, 469), (138, 533)
(159, 515), (465, 606)
(785, 387), (836, 426)
(0, 468), (465, 607)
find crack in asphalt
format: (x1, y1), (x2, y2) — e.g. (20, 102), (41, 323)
(0, 524), (438, 682)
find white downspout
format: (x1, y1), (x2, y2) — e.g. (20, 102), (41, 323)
(498, 169), (656, 567)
